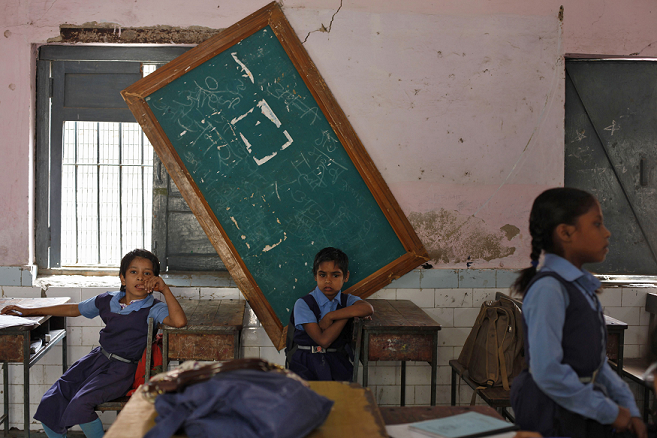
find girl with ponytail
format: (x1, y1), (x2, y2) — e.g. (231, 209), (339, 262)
(510, 188), (646, 438)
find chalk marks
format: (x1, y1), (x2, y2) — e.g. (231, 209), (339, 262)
(231, 53), (254, 84)
(604, 120), (620, 136)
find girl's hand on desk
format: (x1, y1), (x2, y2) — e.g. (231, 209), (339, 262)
(0, 305), (32, 316)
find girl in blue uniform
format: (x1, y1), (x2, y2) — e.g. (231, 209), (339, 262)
(510, 188), (646, 438)
(1, 249), (187, 438)
(287, 247), (373, 381)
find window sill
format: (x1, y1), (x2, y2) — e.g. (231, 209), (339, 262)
(35, 270), (236, 289)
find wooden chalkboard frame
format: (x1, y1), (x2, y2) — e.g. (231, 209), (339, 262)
(122, 1), (428, 349)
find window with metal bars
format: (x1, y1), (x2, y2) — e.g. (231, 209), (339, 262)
(60, 121), (153, 266)
(36, 47), (226, 272)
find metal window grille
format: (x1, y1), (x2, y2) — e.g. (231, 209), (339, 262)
(61, 122), (154, 266)
(60, 64), (157, 267)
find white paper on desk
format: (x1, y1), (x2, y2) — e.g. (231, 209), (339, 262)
(386, 424), (517, 438)
(0, 315), (39, 329)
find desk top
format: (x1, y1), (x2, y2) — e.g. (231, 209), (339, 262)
(604, 314), (628, 330)
(364, 300), (441, 332)
(162, 299), (245, 332)
(0, 297), (70, 331)
(105, 380), (387, 438)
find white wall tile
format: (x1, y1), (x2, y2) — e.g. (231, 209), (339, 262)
(375, 385), (400, 406)
(625, 325), (649, 346)
(414, 385), (432, 405)
(438, 327), (470, 347)
(598, 288), (622, 307)
(241, 327), (274, 347)
(370, 289), (397, 300)
(44, 287), (82, 303)
(242, 347), (260, 358)
(472, 289), (498, 307)
(1, 286), (42, 298)
(258, 346), (285, 367)
(81, 287), (109, 301)
(403, 385), (415, 405)
(436, 347), (456, 366)
(604, 306), (641, 326)
(437, 365), (453, 385)
(423, 307), (453, 327)
(623, 344), (640, 359)
(369, 365), (398, 385)
(396, 289), (434, 308)
(435, 289), (472, 308)
(405, 364), (431, 386)
(622, 288), (651, 307)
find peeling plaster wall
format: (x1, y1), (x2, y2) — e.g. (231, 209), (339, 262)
(1, 0), (657, 269)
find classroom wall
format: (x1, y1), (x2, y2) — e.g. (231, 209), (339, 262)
(2, 0), (657, 431)
(1, 281), (653, 430)
(1, 0), (657, 274)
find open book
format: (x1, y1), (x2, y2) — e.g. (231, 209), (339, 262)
(407, 411), (518, 438)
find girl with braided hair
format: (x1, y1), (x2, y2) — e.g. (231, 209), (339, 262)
(510, 187), (646, 438)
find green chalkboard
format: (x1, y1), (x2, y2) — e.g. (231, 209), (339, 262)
(122, 2), (427, 349)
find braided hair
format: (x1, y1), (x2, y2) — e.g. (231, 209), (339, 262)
(511, 187), (597, 297)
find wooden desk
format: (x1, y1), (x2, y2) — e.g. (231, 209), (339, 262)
(104, 380), (387, 437)
(0, 297), (69, 438)
(161, 299), (245, 368)
(380, 405), (504, 424)
(605, 314), (628, 377)
(356, 300), (441, 406)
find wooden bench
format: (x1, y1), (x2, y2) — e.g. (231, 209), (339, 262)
(95, 318), (156, 413)
(610, 292), (657, 422)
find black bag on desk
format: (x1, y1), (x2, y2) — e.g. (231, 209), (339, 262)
(457, 296), (525, 391)
(144, 368), (333, 438)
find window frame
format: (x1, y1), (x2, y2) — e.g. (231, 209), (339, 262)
(36, 46), (191, 271)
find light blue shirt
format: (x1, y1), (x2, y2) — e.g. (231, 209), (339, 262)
(294, 287), (361, 330)
(524, 253), (640, 423)
(78, 291), (169, 325)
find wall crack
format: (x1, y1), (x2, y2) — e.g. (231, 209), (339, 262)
(302, 0), (343, 44)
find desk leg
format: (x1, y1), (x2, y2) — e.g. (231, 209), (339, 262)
(233, 331), (240, 360)
(400, 361), (406, 406)
(62, 317), (68, 372)
(162, 330), (169, 372)
(617, 332), (625, 377)
(3, 362), (8, 436)
(451, 366), (457, 406)
(362, 332), (369, 390)
(431, 331), (438, 406)
(23, 333), (29, 438)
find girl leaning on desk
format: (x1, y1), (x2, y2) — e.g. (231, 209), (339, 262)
(0, 249), (186, 438)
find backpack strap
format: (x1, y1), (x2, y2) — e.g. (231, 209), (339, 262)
(285, 294), (319, 368)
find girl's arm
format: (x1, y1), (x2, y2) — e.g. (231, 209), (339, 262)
(145, 277), (187, 328)
(1, 304), (81, 318)
(318, 300), (373, 330)
(303, 319), (350, 349)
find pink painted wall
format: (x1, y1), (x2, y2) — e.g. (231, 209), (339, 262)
(1, 0), (656, 268)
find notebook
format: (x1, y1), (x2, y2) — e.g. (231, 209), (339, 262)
(407, 411), (519, 438)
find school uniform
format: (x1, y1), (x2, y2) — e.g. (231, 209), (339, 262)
(34, 292), (168, 434)
(288, 287), (361, 381)
(511, 254), (640, 438)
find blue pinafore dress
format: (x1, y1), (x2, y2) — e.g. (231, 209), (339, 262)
(510, 272), (612, 438)
(288, 293), (354, 381)
(34, 292), (158, 434)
